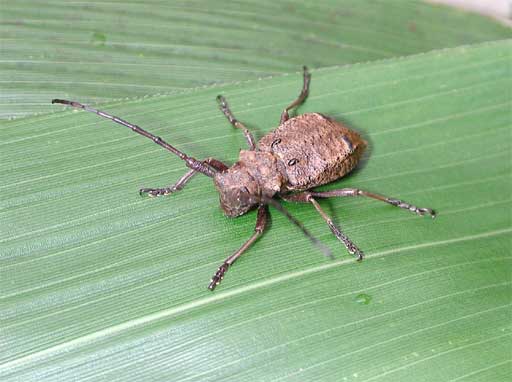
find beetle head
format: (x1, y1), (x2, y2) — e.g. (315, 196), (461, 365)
(213, 164), (260, 217)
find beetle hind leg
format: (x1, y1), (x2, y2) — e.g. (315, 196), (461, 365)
(309, 196), (364, 261)
(282, 192), (364, 261)
(309, 188), (436, 218)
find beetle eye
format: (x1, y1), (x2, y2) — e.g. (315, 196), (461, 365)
(287, 158), (298, 166)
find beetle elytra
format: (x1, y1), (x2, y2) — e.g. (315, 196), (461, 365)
(52, 66), (435, 291)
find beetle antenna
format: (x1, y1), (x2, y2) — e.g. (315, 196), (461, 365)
(262, 197), (333, 259)
(51, 99), (215, 177)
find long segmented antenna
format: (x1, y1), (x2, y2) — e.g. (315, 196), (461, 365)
(262, 197), (333, 259)
(51, 99), (215, 177)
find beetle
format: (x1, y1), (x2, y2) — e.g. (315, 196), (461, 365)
(52, 66), (435, 291)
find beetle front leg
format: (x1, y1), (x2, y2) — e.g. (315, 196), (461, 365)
(309, 189), (436, 218)
(140, 158), (228, 198)
(208, 205), (269, 291)
(282, 193), (364, 261)
(140, 168), (196, 197)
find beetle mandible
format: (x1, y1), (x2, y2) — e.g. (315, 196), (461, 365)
(52, 66), (435, 291)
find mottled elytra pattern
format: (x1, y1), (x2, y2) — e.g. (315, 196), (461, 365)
(259, 113), (366, 191)
(52, 66), (435, 291)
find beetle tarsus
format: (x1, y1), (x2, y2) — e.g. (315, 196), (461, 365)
(327, 221), (364, 261)
(139, 187), (175, 197)
(208, 264), (229, 291)
(386, 198), (436, 218)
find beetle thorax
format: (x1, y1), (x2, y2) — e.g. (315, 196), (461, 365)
(213, 150), (285, 217)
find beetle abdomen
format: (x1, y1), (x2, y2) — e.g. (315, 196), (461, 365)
(259, 113), (366, 191)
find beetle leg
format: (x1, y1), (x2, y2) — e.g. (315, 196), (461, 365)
(310, 197), (364, 261)
(140, 158), (228, 197)
(280, 66), (311, 124)
(216, 95), (256, 150)
(203, 157), (229, 173)
(208, 205), (269, 291)
(282, 193), (364, 261)
(309, 189), (436, 218)
(140, 168), (196, 197)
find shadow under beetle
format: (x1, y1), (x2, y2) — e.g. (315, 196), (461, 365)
(52, 67), (435, 291)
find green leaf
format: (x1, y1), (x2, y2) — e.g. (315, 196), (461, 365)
(1, 40), (511, 381)
(2, 0), (512, 119)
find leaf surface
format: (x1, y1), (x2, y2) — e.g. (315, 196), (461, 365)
(1, 40), (511, 381)
(1, 0), (512, 118)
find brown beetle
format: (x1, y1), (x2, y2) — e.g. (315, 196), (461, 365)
(52, 67), (435, 291)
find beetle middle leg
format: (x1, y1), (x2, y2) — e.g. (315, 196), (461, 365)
(309, 189), (436, 218)
(140, 158), (228, 197)
(280, 66), (311, 124)
(216, 95), (256, 150)
(208, 205), (269, 290)
(282, 192), (364, 261)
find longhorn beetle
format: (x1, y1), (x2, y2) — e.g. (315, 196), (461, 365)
(52, 66), (435, 291)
